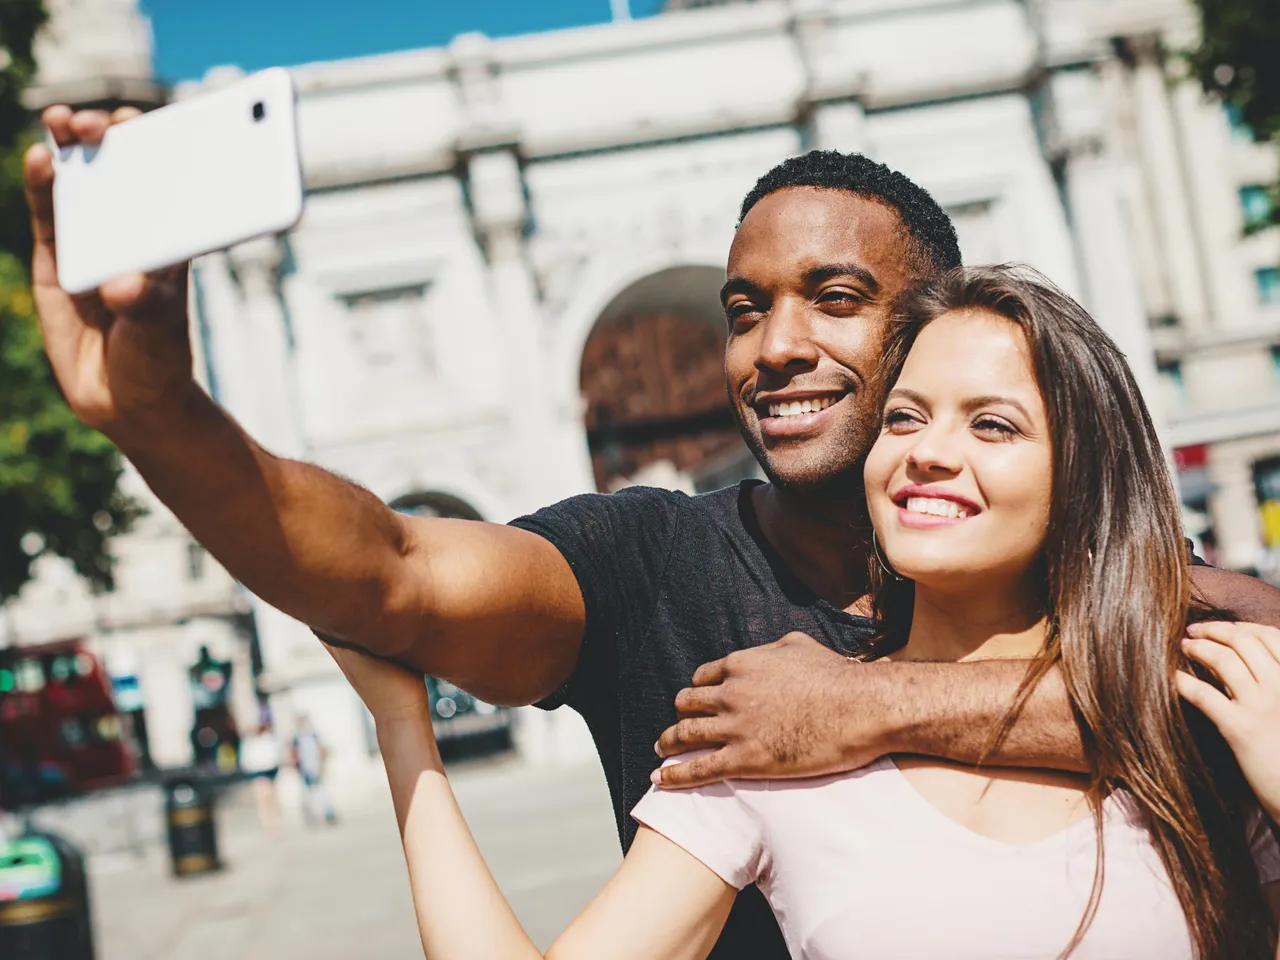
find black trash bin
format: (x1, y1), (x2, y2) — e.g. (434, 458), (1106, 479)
(0, 830), (95, 960)
(164, 778), (221, 877)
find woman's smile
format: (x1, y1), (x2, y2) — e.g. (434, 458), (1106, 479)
(892, 484), (982, 528)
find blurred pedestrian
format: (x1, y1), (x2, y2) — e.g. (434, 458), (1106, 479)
(291, 716), (336, 827)
(239, 720), (283, 835)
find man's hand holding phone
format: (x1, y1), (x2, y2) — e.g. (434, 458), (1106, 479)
(24, 105), (194, 441)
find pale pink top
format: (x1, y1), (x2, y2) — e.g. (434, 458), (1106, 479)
(632, 755), (1280, 959)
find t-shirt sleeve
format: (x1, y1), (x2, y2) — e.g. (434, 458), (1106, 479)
(509, 486), (682, 712)
(1186, 538), (1209, 567)
(630, 754), (766, 890)
(1248, 810), (1280, 886)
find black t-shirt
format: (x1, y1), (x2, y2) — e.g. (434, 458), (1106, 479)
(511, 480), (876, 959)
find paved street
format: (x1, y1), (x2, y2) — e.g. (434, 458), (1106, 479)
(35, 755), (620, 959)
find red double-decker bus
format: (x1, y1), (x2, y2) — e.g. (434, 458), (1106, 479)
(0, 639), (136, 806)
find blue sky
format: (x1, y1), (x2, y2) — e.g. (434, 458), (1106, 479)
(140, 0), (669, 84)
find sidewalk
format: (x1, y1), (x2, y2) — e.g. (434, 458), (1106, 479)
(77, 756), (619, 959)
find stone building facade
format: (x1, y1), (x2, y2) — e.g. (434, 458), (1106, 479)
(6, 0), (1280, 777)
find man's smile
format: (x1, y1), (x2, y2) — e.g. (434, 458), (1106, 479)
(754, 390), (851, 439)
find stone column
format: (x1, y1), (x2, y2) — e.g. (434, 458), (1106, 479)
(805, 100), (869, 154)
(1170, 80), (1258, 332)
(1096, 57), (1173, 323)
(221, 236), (322, 695)
(790, 0), (868, 153)
(1208, 444), (1263, 571)
(452, 30), (597, 509)
(225, 236), (306, 459)
(467, 148), (595, 509)
(1126, 35), (1211, 333)
(1061, 142), (1167, 436)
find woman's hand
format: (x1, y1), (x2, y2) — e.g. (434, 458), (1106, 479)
(321, 641), (432, 727)
(1177, 621), (1280, 822)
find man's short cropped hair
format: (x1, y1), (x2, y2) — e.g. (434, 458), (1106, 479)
(739, 150), (963, 275)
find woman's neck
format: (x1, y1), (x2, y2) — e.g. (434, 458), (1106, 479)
(898, 577), (1047, 662)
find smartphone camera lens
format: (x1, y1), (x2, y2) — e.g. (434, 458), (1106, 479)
(252, 101), (266, 122)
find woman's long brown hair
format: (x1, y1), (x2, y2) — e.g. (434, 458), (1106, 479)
(867, 265), (1276, 959)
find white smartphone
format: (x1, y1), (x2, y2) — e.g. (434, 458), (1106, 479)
(52, 67), (304, 295)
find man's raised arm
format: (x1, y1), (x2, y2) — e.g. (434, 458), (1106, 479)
(24, 106), (585, 707)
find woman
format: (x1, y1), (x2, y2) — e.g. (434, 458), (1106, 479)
(238, 720), (283, 836)
(324, 265), (1280, 959)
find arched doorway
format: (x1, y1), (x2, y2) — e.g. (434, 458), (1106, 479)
(385, 490), (511, 757)
(579, 266), (756, 493)
(389, 491), (484, 522)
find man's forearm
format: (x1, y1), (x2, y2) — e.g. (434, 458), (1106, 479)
(873, 659), (1088, 773)
(111, 383), (414, 652)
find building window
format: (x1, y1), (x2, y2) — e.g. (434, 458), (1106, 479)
(1157, 360), (1186, 414)
(339, 283), (433, 373)
(1255, 459), (1280, 565)
(187, 542), (206, 581)
(1225, 103), (1256, 142)
(1241, 186), (1275, 231)
(1257, 267), (1280, 307)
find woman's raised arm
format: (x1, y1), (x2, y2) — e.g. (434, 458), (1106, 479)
(323, 643), (737, 960)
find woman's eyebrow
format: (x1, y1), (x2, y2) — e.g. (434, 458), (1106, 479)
(962, 394), (1033, 420)
(885, 386), (927, 405)
(886, 388), (1034, 422)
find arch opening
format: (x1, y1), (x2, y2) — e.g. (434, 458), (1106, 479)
(389, 491), (485, 522)
(579, 266), (757, 493)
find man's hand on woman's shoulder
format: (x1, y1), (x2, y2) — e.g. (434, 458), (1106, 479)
(652, 632), (892, 789)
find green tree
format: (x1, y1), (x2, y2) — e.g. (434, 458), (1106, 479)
(0, 1), (142, 600)
(1192, 0), (1280, 227)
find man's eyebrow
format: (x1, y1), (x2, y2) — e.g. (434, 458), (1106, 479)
(720, 276), (764, 306)
(804, 263), (880, 294)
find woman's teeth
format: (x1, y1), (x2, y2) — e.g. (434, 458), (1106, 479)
(905, 497), (974, 519)
(767, 396), (838, 418)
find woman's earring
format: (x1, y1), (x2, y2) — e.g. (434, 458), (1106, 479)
(873, 531), (903, 581)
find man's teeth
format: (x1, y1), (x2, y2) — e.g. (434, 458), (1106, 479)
(905, 497), (973, 519)
(767, 396), (839, 418)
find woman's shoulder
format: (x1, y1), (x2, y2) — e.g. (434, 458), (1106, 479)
(638, 753), (895, 816)
(629, 755), (896, 891)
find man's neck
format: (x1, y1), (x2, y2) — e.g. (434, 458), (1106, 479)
(751, 480), (873, 615)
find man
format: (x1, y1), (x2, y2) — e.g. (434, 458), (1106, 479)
(24, 109), (1280, 957)
(291, 715), (337, 827)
